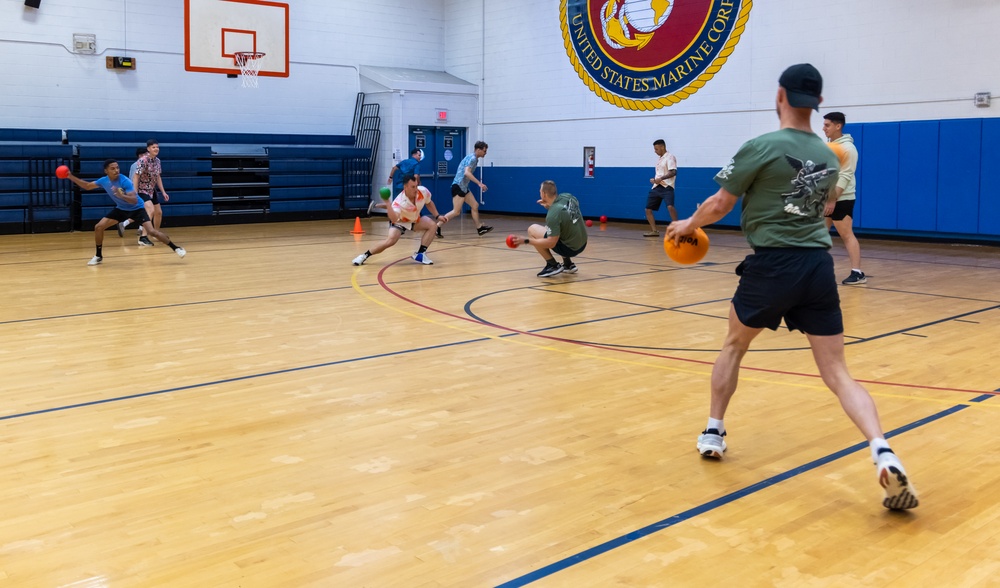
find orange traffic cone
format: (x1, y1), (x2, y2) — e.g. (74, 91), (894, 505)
(350, 216), (365, 234)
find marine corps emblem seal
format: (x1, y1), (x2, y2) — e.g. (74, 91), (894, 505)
(561, 0), (752, 110)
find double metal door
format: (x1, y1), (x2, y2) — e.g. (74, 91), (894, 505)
(408, 126), (465, 207)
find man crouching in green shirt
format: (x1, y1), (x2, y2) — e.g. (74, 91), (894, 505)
(514, 180), (588, 278)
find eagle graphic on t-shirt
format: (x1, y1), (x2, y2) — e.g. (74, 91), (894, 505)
(781, 155), (835, 218)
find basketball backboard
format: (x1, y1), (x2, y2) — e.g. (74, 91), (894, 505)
(184, 0), (289, 78)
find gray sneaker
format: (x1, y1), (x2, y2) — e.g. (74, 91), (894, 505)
(696, 428), (727, 458)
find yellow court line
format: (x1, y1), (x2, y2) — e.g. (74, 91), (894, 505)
(350, 269), (997, 410)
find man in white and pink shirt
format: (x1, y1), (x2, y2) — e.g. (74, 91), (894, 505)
(644, 138), (678, 237)
(352, 174), (448, 266)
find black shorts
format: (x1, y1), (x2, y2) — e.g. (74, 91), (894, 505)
(451, 184), (470, 198)
(552, 240), (586, 258)
(388, 221), (415, 234)
(732, 248), (843, 336)
(105, 207), (150, 224)
(826, 199), (855, 221)
(646, 185), (674, 210)
(138, 192), (160, 205)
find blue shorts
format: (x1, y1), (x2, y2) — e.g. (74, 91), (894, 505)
(732, 248), (843, 335)
(646, 185), (674, 210)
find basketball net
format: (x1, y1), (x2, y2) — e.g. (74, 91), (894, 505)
(234, 52), (265, 88)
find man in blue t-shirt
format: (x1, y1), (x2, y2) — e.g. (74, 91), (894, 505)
(387, 148), (423, 196)
(436, 141), (492, 238)
(64, 159), (187, 266)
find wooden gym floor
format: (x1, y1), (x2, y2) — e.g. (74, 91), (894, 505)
(1, 215), (998, 587)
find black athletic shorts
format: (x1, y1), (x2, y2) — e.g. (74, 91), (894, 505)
(388, 221), (411, 235)
(138, 192), (160, 205)
(451, 184), (470, 198)
(646, 185), (674, 211)
(552, 240), (586, 258)
(731, 248), (843, 336)
(105, 207), (150, 224)
(826, 199), (855, 221)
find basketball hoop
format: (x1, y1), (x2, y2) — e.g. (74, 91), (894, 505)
(233, 51), (265, 88)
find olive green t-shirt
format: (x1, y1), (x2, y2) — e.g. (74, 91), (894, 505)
(715, 128), (840, 249)
(545, 193), (587, 251)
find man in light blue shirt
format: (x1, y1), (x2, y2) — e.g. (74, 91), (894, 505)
(64, 159), (187, 266)
(437, 141), (492, 237)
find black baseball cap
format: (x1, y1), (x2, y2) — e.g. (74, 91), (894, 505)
(779, 63), (822, 111)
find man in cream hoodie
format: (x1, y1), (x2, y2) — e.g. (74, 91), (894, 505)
(822, 112), (864, 284)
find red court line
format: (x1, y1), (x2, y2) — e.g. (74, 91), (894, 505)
(374, 260), (996, 397)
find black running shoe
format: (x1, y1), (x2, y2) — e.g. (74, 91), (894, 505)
(477, 225), (494, 236)
(537, 262), (563, 278)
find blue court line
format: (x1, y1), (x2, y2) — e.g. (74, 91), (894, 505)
(495, 392), (996, 588)
(0, 337), (490, 422)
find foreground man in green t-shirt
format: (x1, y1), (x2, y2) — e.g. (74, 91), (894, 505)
(665, 64), (917, 510)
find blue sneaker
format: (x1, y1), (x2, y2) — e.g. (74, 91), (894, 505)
(412, 252), (433, 265)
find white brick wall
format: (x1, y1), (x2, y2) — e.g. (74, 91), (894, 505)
(4, 0), (998, 157)
(477, 0), (1000, 167)
(0, 0), (448, 134)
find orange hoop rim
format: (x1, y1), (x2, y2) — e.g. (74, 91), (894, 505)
(233, 51), (266, 65)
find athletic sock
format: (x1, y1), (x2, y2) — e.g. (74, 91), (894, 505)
(121, 219), (131, 228)
(870, 437), (890, 462)
(167, 242), (178, 251)
(853, 268), (863, 274)
(417, 245), (428, 254)
(96, 245), (102, 257)
(707, 417), (725, 434)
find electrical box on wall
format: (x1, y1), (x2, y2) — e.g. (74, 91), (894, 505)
(974, 92), (991, 108)
(72, 33), (96, 54)
(106, 56), (135, 70)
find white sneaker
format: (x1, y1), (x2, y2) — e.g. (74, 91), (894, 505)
(367, 200), (376, 216)
(696, 429), (727, 458)
(876, 449), (918, 510)
(87, 256), (102, 266)
(412, 252), (433, 265)
(175, 247), (186, 258)
(352, 253), (368, 266)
